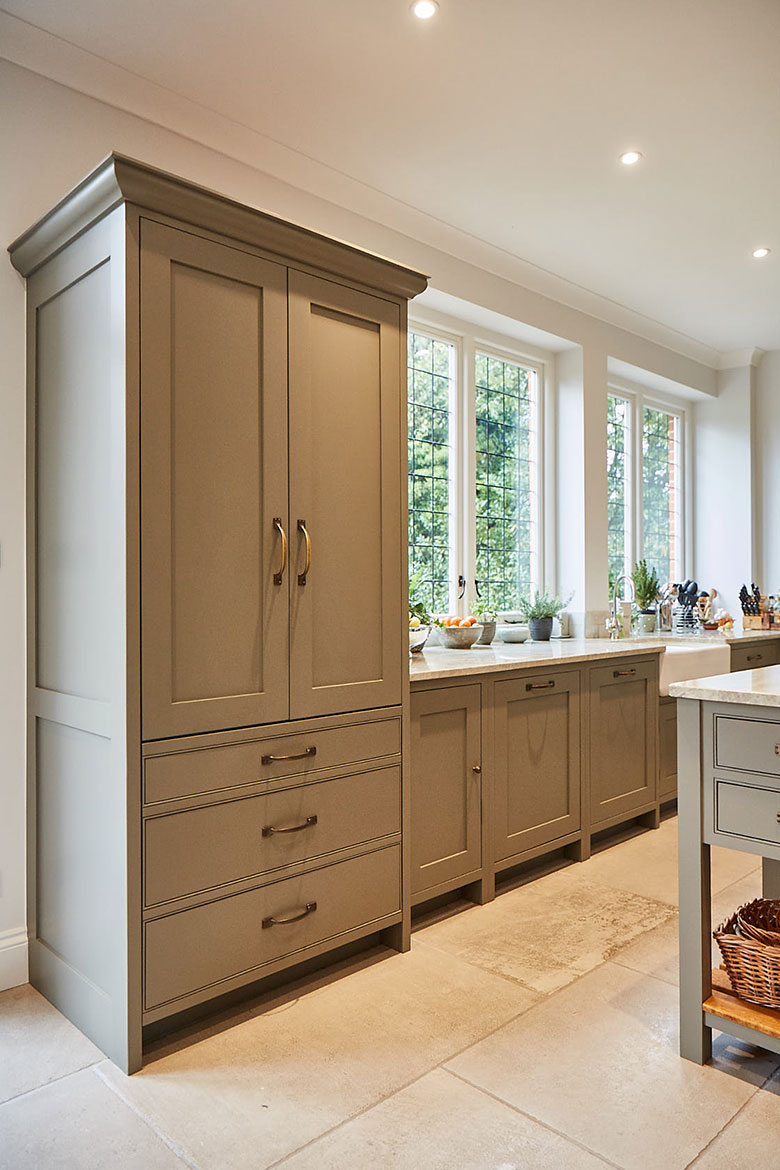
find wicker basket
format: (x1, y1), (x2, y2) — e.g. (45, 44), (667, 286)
(737, 899), (780, 947)
(714, 900), (780, 1009)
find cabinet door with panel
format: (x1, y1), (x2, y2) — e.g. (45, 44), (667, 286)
(410, 685), (482, 899)
(288, 272), (403, 718)
(588, 658), (658, 828)
(658, 695), (678, 803)
(141, 220), (289, 740)
(493, 670), (581, 863)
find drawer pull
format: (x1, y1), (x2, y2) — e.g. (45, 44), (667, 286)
(262, 814), (318, 837)
(262, 901), (317, 929)
(777, 813), (780, 825)
(613, 669), (637, 677)
(747, 654), (763, 663)
(526, 681), (554, 691)
(775, 745), (780, 757)
(261, 746), (317, 765)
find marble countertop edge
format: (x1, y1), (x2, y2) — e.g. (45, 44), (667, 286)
(669, 665), (780, 706)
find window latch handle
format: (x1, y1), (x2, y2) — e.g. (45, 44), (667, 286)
(474, 578), (482, 599)
(457, 574), (466, 599)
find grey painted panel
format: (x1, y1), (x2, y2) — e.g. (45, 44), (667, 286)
(35, 718), (116, 994)
(144, 764), (401, 905)
(36, 261), (112, 700)
(715, 780), (780, 846)
(144, 716), (401, 803)
(144, 845), (401, 1009)
(714, 713), (780, 779)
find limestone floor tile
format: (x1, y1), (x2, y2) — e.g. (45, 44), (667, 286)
(447, 961), (778, 1170)
(0, 984), (102, 1104)
(277, 1067), (613, 1170)
(415, 865), (674, 995)
(581, 816), (759, 906)
(691, 1072), (780, 1168)
(613, 870), (763, 987)
(99, 946), (538, 1170)
(0, 1068), (185, 1170)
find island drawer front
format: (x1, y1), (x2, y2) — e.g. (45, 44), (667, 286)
(144, 844), (401, 1010)
(730, 643), (780, 673)
(714, 714), (780, 779)
(144, 765), (401, 907)
(144, 716), (401, 803)
(715, 781), (780, 847)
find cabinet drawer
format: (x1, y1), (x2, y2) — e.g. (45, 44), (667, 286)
(714, 714), (780, 780)
(730, 642), (780, 673)
(144, 765), (401, 906)
(144, 716), (401, 803)
(144, 845), (400, 1010)
(715, 780), (780, 846)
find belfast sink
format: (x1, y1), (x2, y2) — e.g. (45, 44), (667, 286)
(658, 642), (731, 696)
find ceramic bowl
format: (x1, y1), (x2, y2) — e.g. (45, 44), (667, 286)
(408, 625), (431, 653)
(439, 624), (482, 649)
(497, 623), (530, 643)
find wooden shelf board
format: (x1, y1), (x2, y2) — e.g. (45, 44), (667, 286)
(705, 968), (780, 1043)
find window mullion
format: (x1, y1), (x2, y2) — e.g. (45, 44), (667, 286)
(460, 334), (476, 615)
(633, 394), (643, 570)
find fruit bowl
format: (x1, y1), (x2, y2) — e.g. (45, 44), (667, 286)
(409, 625), (431, 653)
(439, 624), (483, 649)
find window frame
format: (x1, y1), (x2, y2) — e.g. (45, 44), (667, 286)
(409, 311), (548, 614)
(607, 379), (691, 588)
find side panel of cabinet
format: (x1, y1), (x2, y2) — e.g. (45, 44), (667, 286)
(288, 272), (402, 717)
(140, 220), (289, 739)
(588, 659), (658, 828)
(658, 695), (678, 803)
(493, 670), (581, 862)
(410, 685), (482, 897)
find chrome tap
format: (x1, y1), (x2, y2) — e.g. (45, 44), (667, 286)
(607, 574), (636, 639)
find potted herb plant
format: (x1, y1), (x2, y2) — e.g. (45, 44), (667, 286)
(518, 589), (572, 641)
(632, 559), (660, 634)
(472, 597), (497, 645)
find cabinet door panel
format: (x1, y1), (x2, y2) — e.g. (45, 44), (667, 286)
(588, 659), (658, 827)
(494, 670), (581, 861)
(141, 221), (289, 738)
(288, 272), (402, 717)
(658, 696), (678, 802)
(410, 685), (481, 896)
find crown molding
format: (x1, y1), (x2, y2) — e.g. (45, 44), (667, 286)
(718, 348), (766, 370)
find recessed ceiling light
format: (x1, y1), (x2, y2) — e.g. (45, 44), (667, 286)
(619, 151), (642, 166)
(411, 0), (439, 18)
(753, 247), (771, 259)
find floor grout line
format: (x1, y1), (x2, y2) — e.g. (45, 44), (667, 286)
(0, 1060), (102, 1109)
(443, 1066), (628, 1170)
(93, 1064), (203, 1170)
(681, 1064), (779, 1170)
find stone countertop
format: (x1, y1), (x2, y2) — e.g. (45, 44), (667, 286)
(669, 665), (780, 707)
(630, 629), (780, 647)
(409, 637), (664, 684)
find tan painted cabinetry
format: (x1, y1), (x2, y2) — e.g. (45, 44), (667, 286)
(11, 155), (426, 1072)
(586, 658), (658, 833)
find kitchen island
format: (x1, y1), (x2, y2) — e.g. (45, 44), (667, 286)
(671, 666), (780, 1063)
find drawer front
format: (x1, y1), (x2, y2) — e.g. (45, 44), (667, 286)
(716, 780), (780, 846)
(714, 713), (780, 780)
(144, 716), (401, 803)
(144, 845), (400, 1010)
(145, 765), (401, 906)
(730, 642), (780, 673)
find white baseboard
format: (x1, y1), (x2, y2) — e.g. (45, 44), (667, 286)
(0, 926), (29, 991)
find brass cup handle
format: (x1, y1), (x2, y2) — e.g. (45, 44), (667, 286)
(613, 669), (637, 677)
(273, 517), (288, 585)
(262, 901), (317, 929)
(261, 746), (316, 765)
(298, 519), (311, 585)
(262, 814), (318, 837)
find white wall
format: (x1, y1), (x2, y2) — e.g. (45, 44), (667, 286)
(756, 351), (780, 592)
(0, 59), (733, 987)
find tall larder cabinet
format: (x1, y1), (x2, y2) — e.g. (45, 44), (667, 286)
(10, 155), (427, 1073)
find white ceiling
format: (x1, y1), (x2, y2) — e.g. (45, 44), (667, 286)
(4, 0), (780, 354)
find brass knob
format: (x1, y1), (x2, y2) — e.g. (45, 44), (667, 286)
(472, 764), (481, 774)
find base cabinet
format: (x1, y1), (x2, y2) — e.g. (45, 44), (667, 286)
(493, 670), (580, 866)
(587, 659), (658, 832)
(658, 695), (678, 803)
(409, 685), (482, 901)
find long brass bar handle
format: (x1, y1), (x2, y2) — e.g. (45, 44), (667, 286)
(298, 519), (311, 585)
(747, 653), (764, 663)
(262, 814), (318, 837)
(262, 901), (317, 929)
(526, 681), (555, 691)
(613, 668), (637, 677)
(261, 746), (316, 765)
(273, 517), (288, 585)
